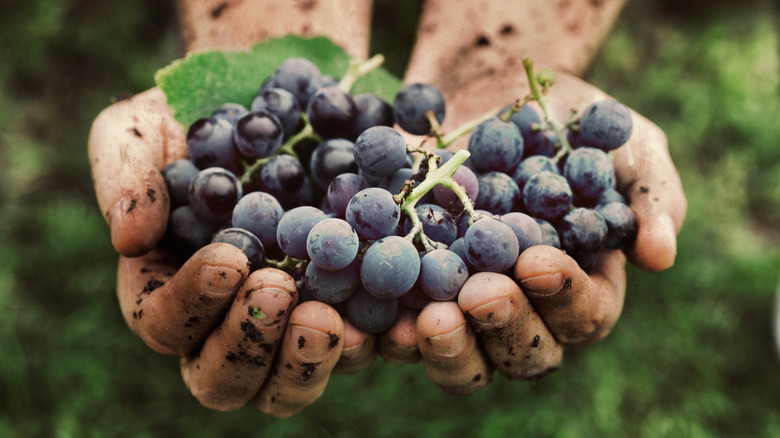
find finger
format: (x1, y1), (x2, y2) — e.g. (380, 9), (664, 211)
(458, 272), (563, 380)
(378, 306), (421, 364)
(88, 87), (187, 257)
(514, 245), (626, 345)
(333, 318), (377, 374)
(416, 301), (493, 395)
(117, 242), (250, 356)
(254, 301), (345, 418)
(613, 114), (687, 272)
(181, 268), (298, 411)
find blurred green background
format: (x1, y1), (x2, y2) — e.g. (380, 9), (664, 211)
(1, 0), (779, 436)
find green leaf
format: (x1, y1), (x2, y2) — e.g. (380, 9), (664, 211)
(155, 35), (403, 127)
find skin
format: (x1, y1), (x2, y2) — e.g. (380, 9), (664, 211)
(88, 0), (687, 413)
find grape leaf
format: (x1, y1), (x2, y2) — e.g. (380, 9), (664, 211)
(155, 35), (402, 127)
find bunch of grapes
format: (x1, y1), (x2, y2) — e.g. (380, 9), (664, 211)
(160, 55), (638, 335)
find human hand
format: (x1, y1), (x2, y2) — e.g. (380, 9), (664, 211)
(409, 72), (687, 393)
(88, 88), (377, 417)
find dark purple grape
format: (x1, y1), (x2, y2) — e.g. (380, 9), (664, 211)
(354, 126), (408, 178)
(512, 155), (560, 191)
(463, 217), (520, 273)
(467, 117), (524, 173)
(275, 206), (328, 260)
(232, 192), (283, 249)
(186, 117), (238, 171)
(419, 249), (469, 301)
(233, 110), (284, 159)
(535, 218), (561, 249)
(327, 173), (368, 218)
(500, 212), (543, 253)
(393, 83), (445, 135)
(522, 171), (572, 222)
(251, 87), (302, 137)
(402, 203), (458, 246)
(578, 100), (633, 151)
(557, 208), (608, 257)
(161, 158), (199, 208)
(304, 259), (360, 304)
(188, 167), (242, 221)
(433, 165), (479, 212)
(309, 139), (358, 191)
(345, 187), (401, 240)
(306, 86), (356, 139)
(351, 93), (394, 140)
(306, 218), (359, 271)
(475, 171), (523, 215)
(595, 201), (638, 250)
(360, 236), (420, 298)
(165, 205), (220, 255)
(266, 57), (323, 106)
(563, 147), (615, 199)
(212, 227), (265, 271)
(345, 287), (398, 334)
(258, 154), (307, 208)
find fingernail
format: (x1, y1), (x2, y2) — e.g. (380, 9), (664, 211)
(659, 214), (678, 256)
(520, 273), (565, 297)
(468, 297), (514, 325)
(199, 265), (243, 295)
(291, 325), (337, 361)
(427, 324), (467, 356)
(247, 289), (293, 326)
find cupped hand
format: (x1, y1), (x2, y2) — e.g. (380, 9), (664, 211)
(407, 72), (687, 393)
(88, 88), (370, 417)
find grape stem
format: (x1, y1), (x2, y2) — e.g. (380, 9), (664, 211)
(399, 149), (478, 251)
(338, 54), (385, 93)
(439, 105), (504, 148)
(521, 57), (574, 164)
(264, 255), (307, 277)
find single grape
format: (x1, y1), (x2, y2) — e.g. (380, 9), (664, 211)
(557, 207), (608, 257)
(212, 227), (265, 271)
(351, 93), (394, 140)
(306, 218), (359, 271)
(353, 126), (407, 178)
(433, 165), (479, 213)
(212, 102), (249, 124)
(578, 100), (633, 151)
(232, 191), (284, 249)
(535, 218), (561, 249)
(563, 147), (615, 199)
(162, 158), (199, 208)
(304, 259), (361, 304)
(186, 117), (238, 171)
(475, 171), (523, 215)
(345, 187), (401, 240)
(420, 249), (469, 301)
(360, 236), (421, 298)
(188, 167), (242, 221)
(522, 171), (572, 221)
(309, 138), (358, 190)
(232, 110), (284, 159)
(467, 117), (524, 173)
(266, 57), (322, 106)
(500, 212), (543, 253)
(345, 287), (399, 334)
(326, 173), (368, 218)
(506, 104), (545, 154)
(463, 217), (520, 273)
(258, 154), (307, 208)
(275, 206), (328, 260)
(251, 87), (302, 137)
(393, 83), (445, 135)
(403, 203), (458, 246)
(306, 86), (356, 139)
(595, 201), (638, 249)
(165, 205), (220, 255)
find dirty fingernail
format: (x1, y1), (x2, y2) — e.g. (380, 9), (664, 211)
(468, 297), (514, 325)
(199, 265), (243, 295)
(427, 324), (467, 356)
(291, 325), (338, 361)
(247, 288), (293, 326)
(520, 273), (564, 297)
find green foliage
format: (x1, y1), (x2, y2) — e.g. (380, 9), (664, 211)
(156, 36), (402, 127)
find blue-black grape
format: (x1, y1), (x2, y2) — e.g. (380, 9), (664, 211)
(557, 207), (608, 257)
(162, 158), (199, 208)
(522, 171), (572, 221)
(306, 86), (356, 139)
(306, 218), (359, 271)
(393, 83), (445, 135)
(276, 206), (327, 259)
(512, 155), (560, 190)
(578, 100), (633, 151)
(309, 138), (358, 190)
(166, 205), (220, 255)
(251, 87), (302, 137)
(360, 235), (420, 298)
(232, 191), (284, 249)
(186, 117), (238, 171)
(419, 249), (469, 301)
(351, 93), (394, 140)
(535, 218), (561, 249)
(463, 217), (519, 273)
(212, 227), (265, 271)
(345, 187), (401, 240)
(500, 212), (543, 253)
(563, 147), (615, 199)
(266, 57), (322, 106)
(304, 259), (360, 304)
(467, 117), (524, 173)
(475, 171), (523, 215)
(326, 173), (368, 218)
(402, 204), (458, 246)
(188, 167), (242, 221)
(233, 110), (284, 159)
(595, 201), (638, 249)
(258, 154), (307, 208)
(345, 287), (398, 334)
(354, 126), (408, 178)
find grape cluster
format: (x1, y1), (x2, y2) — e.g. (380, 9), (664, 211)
(160, 56), (638, 334)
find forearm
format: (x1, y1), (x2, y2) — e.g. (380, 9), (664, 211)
(176, 0), (373, 58)
(404, 0), (626, 119)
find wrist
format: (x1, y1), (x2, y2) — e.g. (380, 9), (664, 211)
(176, 0), (372, 58)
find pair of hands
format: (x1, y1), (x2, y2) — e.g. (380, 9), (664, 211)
(88, 68), (686, 417)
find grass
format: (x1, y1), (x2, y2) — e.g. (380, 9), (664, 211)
(1, 0), (779, 436)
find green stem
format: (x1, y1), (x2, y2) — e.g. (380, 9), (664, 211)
(439, 105), (504, 148)
(264, 256), (307, 277)
(522, 57), (573, 163)
(338, 54), (385, 93)
(239, 117), (319, 185)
